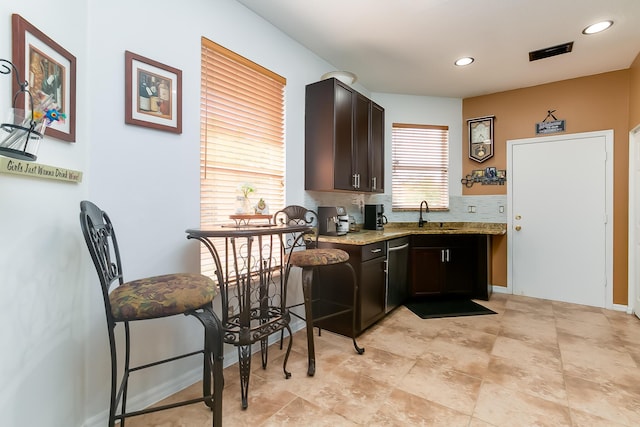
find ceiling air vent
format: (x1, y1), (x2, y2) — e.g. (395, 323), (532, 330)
(529, 41), (574, 61)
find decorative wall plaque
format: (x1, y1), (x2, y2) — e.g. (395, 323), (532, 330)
(467, 116), (494, 163)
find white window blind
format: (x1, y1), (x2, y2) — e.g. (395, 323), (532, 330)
(200, 37), (286, 279)
(391, 123), (449, 210)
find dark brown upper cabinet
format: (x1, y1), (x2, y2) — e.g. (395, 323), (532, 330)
(305, 78), (384, 193)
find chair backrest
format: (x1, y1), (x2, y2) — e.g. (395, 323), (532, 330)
(272, 205), (319, 253)
(79, 201), (124, 322)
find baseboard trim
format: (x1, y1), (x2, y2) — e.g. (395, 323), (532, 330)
(612, 303), (630, 313)
(83, 365), (202, 427)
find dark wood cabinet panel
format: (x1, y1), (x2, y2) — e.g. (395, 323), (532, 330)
(444, 245), (477, 294)
(305, 78), (384, 192)
(332, 82), (354, 190)
(354, 92), (370, 191)
(410, 234), (491, 300)
(316, 241), (386, 336)
(410, 247), (445, 296)
(360, 255), (386, 329)
(369, 102), (384, 193)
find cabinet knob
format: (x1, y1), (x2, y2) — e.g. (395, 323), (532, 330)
(515, 225), (522, 231)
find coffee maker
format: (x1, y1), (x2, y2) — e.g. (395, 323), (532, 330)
(364, 204), (385, 230)
(318, 206), (349, 236)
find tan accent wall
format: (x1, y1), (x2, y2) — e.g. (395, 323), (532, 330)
(490, 234), (507, 288)
(463, 70), (631, 304)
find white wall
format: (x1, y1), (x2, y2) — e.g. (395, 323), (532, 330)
(0, 1), (89, 426)
(0, 1), (473, 426)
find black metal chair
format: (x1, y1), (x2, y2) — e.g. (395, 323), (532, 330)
(274, 205), (364, 376)
(79, 201), (223, 427)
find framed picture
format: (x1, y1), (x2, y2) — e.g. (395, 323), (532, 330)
(485, 166), (497, 178)
(12, 14), (77, 142)
(125, 51), (182, 134)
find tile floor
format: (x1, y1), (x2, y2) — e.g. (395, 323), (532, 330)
(125, 293), (640, 426)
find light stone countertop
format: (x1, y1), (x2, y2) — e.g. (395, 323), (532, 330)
(318, 222), (507, 246)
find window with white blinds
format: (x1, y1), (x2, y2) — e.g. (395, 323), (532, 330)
(391, 123), (449, 210)
(200, 37), (285, 279)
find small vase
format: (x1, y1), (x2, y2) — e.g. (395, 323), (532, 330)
(242, 197), (253, 214)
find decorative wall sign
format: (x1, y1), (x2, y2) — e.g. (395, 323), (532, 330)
(536, 109), (565, 134)
(125, 51), (182, 133)
(536, 119), (565, 134)
(0, 157), (82, 182)
(467, 116), (494, 163)
(12, 14), (77, 142)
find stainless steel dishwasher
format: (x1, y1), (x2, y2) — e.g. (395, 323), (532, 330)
(385, 236), (410, 312)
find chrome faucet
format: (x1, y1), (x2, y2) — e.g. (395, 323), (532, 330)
(418, 200), (429, 227)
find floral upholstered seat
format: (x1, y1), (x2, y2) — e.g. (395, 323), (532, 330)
(287, 248), (349, 268)
(109, 273), (217, 321)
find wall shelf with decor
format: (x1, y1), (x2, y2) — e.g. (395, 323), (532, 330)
(461, 167), (506, 188)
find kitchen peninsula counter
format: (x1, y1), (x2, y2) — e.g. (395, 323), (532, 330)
(318, 222), (506, 245)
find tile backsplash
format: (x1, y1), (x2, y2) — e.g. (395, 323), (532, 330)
(305, 191), (507, 224)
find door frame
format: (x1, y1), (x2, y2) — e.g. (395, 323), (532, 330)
(507, 130), (614, 308)
(628, 125), (640, 316)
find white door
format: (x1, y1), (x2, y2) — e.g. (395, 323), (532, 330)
(629, 127), (640, 319)
(507, 131), (613, 308)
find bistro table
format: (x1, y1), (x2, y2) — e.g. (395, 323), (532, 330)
(186, 223), (310, 409)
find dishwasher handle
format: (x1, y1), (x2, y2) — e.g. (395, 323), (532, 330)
(387, 242), (409, 253)
(385, 242), (409, 274)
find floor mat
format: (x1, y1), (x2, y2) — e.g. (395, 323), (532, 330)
(404, 297), (496, 319)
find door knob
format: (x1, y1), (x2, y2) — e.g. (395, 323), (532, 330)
(515, 225), (522, 231)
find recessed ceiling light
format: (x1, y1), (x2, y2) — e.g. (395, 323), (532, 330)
(582, 20), (613, 35)
(455, 57), (474, 66)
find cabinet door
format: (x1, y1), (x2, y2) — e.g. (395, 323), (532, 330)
(443, 244), (476, 295)
(410, 247), (445, 296)
(359, 255), (386, 330)
(369, 102), (385, 192)
(353, 92), (370, 191)
(333, 83), (355, 190)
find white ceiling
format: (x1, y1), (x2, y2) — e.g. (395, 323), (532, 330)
(236, 0), (640, 98)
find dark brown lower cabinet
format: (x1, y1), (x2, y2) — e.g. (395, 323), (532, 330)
(311, 234), (491, 338)
(315, 241), (386, 337)
(410, 234), (491, 300)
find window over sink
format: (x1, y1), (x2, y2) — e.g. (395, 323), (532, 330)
(391, 123), (449, 210)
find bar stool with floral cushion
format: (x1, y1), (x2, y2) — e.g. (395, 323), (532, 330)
(273, 205), (364, 376)
(79, 201), (223, 427)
